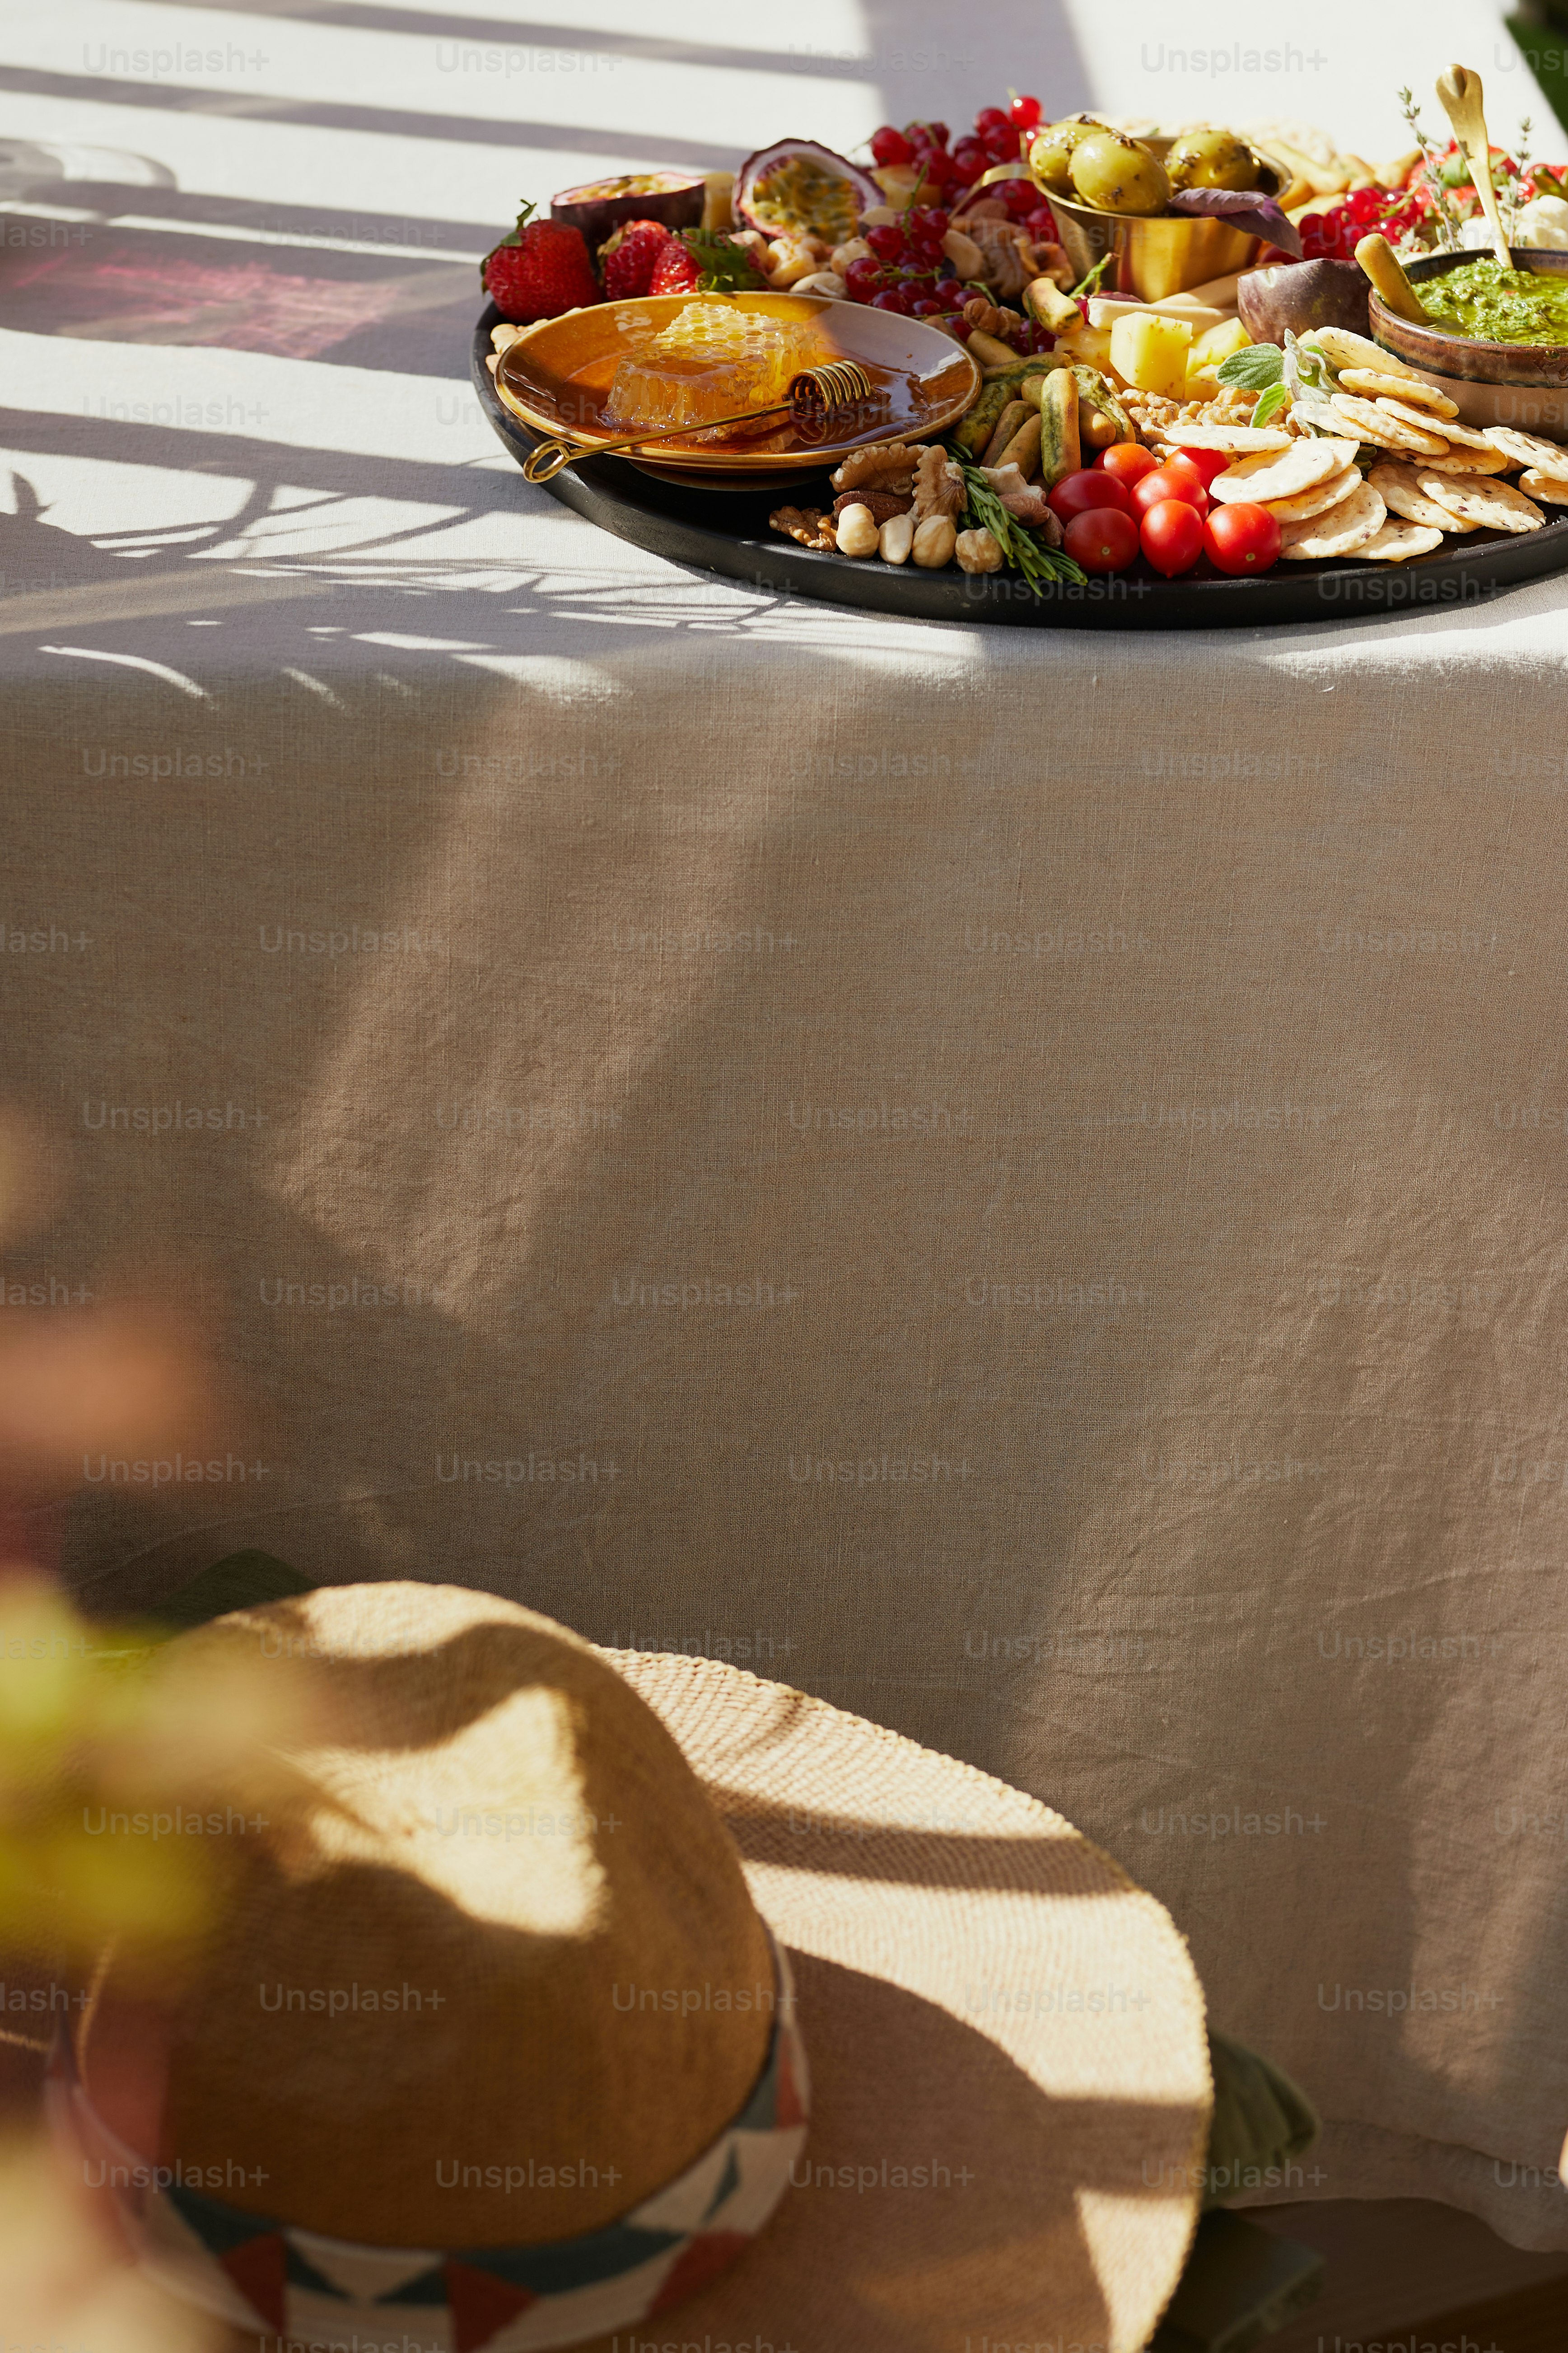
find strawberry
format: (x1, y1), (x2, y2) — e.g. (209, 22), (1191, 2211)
(600, 219), (676, 300)
(482, 200), (598, 323)
(648, 236), (703, 296)
(648, 229), (767, 299)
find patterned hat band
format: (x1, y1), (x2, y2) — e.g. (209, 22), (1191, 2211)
(48, 1936), (809, 2353)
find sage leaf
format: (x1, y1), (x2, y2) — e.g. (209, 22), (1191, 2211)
(1218, 343), (1285, 390)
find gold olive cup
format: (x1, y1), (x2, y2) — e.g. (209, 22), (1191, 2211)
(1044, 141), (1287, 302)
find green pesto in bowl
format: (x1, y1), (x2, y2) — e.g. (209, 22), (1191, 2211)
(1419, 257), (1568, 345)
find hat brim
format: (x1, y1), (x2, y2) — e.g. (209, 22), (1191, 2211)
(588, 1650), (1211, 2353)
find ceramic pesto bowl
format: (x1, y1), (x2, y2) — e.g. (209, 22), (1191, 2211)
(1370, 247), (1568, 440)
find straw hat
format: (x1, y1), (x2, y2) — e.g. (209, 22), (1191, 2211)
(51, 1585), (1212, 2353)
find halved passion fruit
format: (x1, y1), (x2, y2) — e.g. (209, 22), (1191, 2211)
(735, 140), (880, 245)
(550, 170), (705, 251)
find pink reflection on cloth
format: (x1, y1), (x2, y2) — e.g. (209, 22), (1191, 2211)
(3, 239), (405, 359)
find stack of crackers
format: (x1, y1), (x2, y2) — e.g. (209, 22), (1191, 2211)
(1153, 327), (1568, 564)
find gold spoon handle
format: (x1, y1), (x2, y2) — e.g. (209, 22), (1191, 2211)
(1436, 61), (1512, 271)
(522, 402), (790, 483)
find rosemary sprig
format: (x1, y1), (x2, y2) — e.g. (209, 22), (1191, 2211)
(946, 449), (1087, 591)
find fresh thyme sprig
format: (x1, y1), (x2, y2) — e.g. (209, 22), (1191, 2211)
(1505, 115), (1535, 240)
(1070, 253), (1114, 299)
(1398, 85), (1463, 251)
(946, 449), (1087, 591)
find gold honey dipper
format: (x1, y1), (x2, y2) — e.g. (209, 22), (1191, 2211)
(521, 360), (878, 483)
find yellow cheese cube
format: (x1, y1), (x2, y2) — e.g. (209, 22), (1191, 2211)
(1051, 321), (1115, 372)
(1108, 311), (1194, 398)
(1190, 318), (1251, 373)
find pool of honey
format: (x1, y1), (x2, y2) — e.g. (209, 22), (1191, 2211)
(509, 349), (943, 455)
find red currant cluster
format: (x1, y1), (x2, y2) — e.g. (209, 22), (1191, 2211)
(1299, 182), (1414, 261)
(858, 96), (1060, 341)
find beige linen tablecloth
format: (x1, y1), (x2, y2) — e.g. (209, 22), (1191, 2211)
(4, 0), (1568, 2267)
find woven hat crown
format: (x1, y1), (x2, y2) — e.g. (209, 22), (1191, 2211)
(86, 1585), (774, 2246)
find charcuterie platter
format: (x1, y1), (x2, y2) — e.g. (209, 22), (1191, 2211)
(472, 70), (1568, 629)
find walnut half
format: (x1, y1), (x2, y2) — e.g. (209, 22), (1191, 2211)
(913, 444), (966, 523)
(831, 440), (918, 496)
(770, 505), (838, 552)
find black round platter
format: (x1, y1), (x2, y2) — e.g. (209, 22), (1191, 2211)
(473, 304), (1568, 632)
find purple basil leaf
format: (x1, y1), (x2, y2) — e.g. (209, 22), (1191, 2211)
(1167, 187), (1302, 257)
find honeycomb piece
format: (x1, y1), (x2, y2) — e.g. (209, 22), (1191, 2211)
(605, 300), (820, 440)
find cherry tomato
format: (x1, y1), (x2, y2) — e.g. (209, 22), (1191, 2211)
(1048, 467), (1132, 524)
(1140, 498), (1205, 577)
(1131, 457), (1208, 523)
(1177, 445), (1235, 491)
(1097, 442), (1160, 491)
(1011, 94), (1044, 131)
(1064, 507), (1139, 573)
(1204, 501), (1282, 575)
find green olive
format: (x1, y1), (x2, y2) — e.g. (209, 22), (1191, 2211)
(1027, 115), (1106, 196)
(1068, 130), (1171, 217)
(1166, 127), (1259, 192)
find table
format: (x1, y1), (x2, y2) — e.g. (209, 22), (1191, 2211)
(5, 0), (1568, 2264)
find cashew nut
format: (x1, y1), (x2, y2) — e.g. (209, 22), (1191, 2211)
(830, 238), (873, 275)
(765, 240), (821, 287)
(942, 227), (986, 280)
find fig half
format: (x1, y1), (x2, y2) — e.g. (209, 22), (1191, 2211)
(1237, 258), (1371, 344)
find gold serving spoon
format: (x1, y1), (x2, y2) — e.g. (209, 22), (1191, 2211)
(1437, 61), (1514, 270)
(520, 359), (878, 483)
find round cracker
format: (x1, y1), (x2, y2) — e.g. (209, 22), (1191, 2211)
(1155, 422), (1295, 452)
(1482, 425), (1568, 476)
(1289, 396), (1351, 437)
(1417, 442), (1510, 474)
(1519, 467), (1568, 505)
(1357, 517), (1446, 563)
(1302, 327), (1419, 378)
(1264, 462), (1363, 522)
(1376, 394), (1476, 439)
(1412, 413), (1501, 454)
(1337, 368), (1458, 417)
(1279, 477), (1386, 559)
(1367, 459), (1479, 533)
(1414, 469), (1546, 532)
(1211, 435), (1358, 503)
(1330, 393), (1449, 456)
